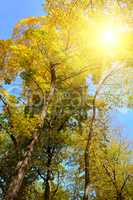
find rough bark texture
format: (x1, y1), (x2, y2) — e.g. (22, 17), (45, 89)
(4, 132), (39, 200)
(4, 65), (56, 200)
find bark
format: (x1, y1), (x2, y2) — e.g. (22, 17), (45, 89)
(4, 133), (39, 200)
(83, 97), (95, 200)
(51, 171), (60, 199)
(44, 146), (53, 200)
(44, 174), (51, 200)
(116, 193), (123, 200)
(83, 152), (90, 200)
(83, 68), (116, 200)
(4, 65), (56, 200)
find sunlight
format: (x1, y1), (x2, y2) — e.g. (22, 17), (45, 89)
(99, 26), (120, 50)
(103, 29), (117, 45)
(96, 23), (125, 53)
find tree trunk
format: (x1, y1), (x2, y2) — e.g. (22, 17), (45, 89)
(116, 193), (123, 200)
(4, 65), (56, 200)
(83, 69), (115, 200)
(44, 146), (53, 200)
(44, 175), (51, 200)
(83, 97), (96, 200)
(4, 132), (39, 200)
(83, 136), (91, 200)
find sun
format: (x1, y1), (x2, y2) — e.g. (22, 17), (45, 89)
(103, 29), (117, 45)
(84, 18), (127, 55)
(99, 26), (120, 50)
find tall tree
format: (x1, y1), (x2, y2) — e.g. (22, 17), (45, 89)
(0, 1), (132, 200)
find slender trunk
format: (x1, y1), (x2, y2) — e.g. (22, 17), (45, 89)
(44, 146), (52, 200)
(83, 139), (91, 200)
(4, 65), (56, 200)
(44, 171), (51, 200)
(83, 96), (96, 200)
(116, 193), (123, 200)
(83, 69), (116, 200)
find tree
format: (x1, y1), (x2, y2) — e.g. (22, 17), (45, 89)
(90, 132), (133, 200)
(0, 0), (132, 200)
(1, 3), (94, 198)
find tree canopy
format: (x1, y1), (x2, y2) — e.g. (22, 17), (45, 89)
(0, 1), (133, 200)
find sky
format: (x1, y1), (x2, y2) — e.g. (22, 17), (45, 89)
(0, 0), (133, 140)
(0, 0), (44, 39)
(111, 109), (133, 140)
(87, 75), (133, 140)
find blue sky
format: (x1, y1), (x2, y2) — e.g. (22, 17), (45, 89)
(0, 0), (133, 140)
(0, 0), (44, 39)
(111, 109), (133, 140)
